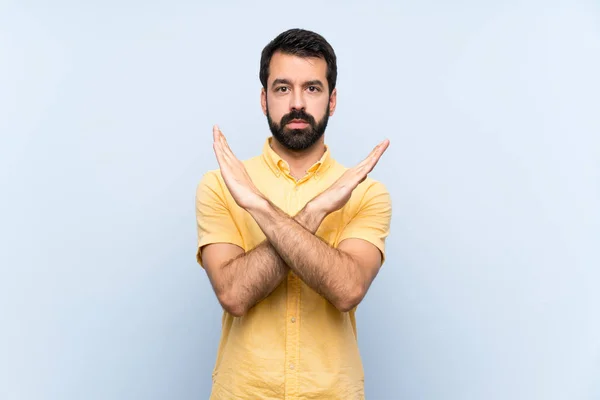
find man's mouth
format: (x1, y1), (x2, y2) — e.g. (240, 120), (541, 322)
(287, 119), (309, 129)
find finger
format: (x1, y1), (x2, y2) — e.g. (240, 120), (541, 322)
(214, 125), (226, 146)
(218, 135), (235, 164)
(212, 126), (233, 163)
(220, 134), (234, 158)
(213, 126), (228, 157)
(213, 125), (220, 143)
(212, 126), (230, 166)
(377, 139), (390, 155)
(368, 142), (382, 157)
(218, 131), (241, 166)
(365, 139), (390, 171)
(355, 144), (379, 168)
(212, 125), (229, 153)
(213, 141), (226, 168)
(356, 139), (390, 178)
(369, 139), (390, 161)
(357, 140), (385, 168)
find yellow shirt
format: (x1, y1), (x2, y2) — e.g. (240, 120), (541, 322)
(195, 137), (392, 400)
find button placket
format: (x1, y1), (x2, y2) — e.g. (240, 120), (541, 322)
(284, 193), (301, 397)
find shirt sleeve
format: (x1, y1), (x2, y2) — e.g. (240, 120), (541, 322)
(337, 180), (392, 264)
(195, 171), (244, 268)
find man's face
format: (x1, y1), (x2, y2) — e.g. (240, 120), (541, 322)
(261, 52), (337, 151)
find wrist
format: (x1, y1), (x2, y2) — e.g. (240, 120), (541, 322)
(245, 194), (270, 214)
(305, 199), (328, 224)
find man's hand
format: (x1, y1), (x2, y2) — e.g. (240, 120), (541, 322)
(212, 125), (265, 210)
(310, 139), (390, 216)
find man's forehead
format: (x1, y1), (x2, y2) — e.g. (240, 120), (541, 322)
(268, 52), (327, 81)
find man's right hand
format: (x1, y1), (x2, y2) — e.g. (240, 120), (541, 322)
(309, 139), (390, 216)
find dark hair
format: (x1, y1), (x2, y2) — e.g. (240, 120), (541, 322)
(260, 29), (337, 95)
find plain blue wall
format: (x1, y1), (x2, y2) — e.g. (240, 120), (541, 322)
(1, 1), (599, 399)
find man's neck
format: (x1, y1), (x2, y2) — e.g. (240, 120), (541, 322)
(270, 137), (326, 180)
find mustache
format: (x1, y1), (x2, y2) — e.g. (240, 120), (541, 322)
(280, 110), (316, 127)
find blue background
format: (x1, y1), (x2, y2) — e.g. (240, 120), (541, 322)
(1, 1), (599, 399)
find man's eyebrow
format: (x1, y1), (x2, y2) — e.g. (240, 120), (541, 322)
(271, 78), (292, 88)
(304, 80), (324, 87)
(270, 79), (325, 88)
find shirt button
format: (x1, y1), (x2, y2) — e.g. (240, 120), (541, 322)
(289, 363), (295, 370)
(290, 317), (296, 323)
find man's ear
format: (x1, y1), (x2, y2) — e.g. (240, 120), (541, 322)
(261, 88), (267, 116)
(329, 88), (337, 116)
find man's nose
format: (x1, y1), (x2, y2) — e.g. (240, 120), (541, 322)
(289, 90), (306, 111)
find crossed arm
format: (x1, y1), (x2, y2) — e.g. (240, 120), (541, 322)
(201, 198), (383, 316)
(201, 204), (322, 317)
(200, 126), (389, 317)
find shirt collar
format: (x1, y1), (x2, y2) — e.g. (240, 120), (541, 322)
(262, 137), (333, 178)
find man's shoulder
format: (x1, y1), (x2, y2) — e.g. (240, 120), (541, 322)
(353, 177), (391, 209)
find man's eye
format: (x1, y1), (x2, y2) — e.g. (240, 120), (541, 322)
(277, 87), (289, 93)
(308, 86), (320, 92)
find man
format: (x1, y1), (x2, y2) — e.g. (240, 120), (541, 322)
(195, 28), (392, 400)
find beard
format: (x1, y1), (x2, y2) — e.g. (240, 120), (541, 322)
(266, 102), (330, 151)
